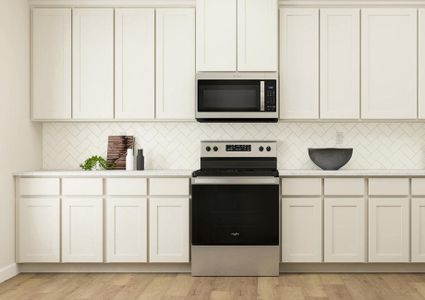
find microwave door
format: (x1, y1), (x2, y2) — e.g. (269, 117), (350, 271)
(197, 80), (261, 112)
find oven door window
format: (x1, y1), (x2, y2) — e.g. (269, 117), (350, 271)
(192, 184), (279, 245)
(198, 80), (260, 112)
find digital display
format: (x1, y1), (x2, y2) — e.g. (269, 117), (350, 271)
(226, 144), (251, 152)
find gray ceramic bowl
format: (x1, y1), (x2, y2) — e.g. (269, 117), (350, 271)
(308, 148), (353, 170)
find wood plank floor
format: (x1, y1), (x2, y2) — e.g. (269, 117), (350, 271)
(1, 273), (425, 300)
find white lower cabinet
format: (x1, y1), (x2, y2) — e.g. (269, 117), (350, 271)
(369, 197), (410, 262)
(18, 197), (60, 262)
(282, 197), (322, 262)
(106, 198), (148, 262)
(62, 197), (103, 262)
(324, 197), (366, 262)
(149, 197), (189, 262)
(412, 198), (425, 262)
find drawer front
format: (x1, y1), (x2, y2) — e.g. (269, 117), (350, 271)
(412, 178), (425, 195)
(149, 178), (189, 196)
(368, 178), (409, 196)
(324, 178), (364, 196)
(62, 178), (103, 196)
(106, 178), (147, 196)
(19, 178), (60, 196)
(281, 178), (322, 196)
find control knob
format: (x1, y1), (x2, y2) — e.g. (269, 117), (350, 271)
(266, 146), (272, 152)
(213, 146), (218, 152)
(259, 146), (264, 152)
(206, 146), (211, 152)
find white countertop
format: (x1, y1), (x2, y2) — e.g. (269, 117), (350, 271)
(14, 169), (425, 177)
(14, 170), (193, 177)
(278, 169), (425, 177)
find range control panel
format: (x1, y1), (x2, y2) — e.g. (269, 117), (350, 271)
(201, 141), (277, 158)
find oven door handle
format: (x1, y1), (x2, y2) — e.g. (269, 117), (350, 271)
(191, 177), (280, 185)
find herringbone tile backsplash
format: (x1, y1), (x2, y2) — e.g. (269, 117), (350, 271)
(43, 122), (425, 170)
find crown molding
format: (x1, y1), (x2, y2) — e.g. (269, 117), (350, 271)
(279, 0), (425, 7)
(28, 0), (195, 8)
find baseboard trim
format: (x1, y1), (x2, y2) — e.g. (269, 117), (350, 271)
(19, 263), (191, 273)
(0, 263), (19, 283)
(280, 263), (425, 273)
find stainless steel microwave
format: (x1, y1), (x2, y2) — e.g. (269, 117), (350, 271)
(196, 73), (278, 122)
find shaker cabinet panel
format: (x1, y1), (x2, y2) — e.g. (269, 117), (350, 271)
(196, 0), (237, 71)
(32, 8), (72, 120)
(412, 198), (425, 262)
(149, 197), (190, 262)
(115, 9), (155, 120)
(72, 8), (114, 120)
(320, 9), (360, 119)
(156, 9), (195, 120)
(62, 197), (103, 262)
(106, 198), (148, 262)
(18, 197), (60, 262)
(237, 0), (278, 71)
(361, 9), (417, 119)
(282, 197), (322, 262)
(280, 8), (319, 119)
(324, 198), (366, 262)
(369, 197), (409, 262)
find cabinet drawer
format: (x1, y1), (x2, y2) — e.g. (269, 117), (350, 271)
(281, 178), (322, 196)
(412, 178), (425, 195)
(19, 178), (60, 196)
(149, 178), (189, 196)
(62, 178), (103, 196)
(368, 178), (409, 196)
(106, 178), (147, 196)
(324, 178), (364, 196)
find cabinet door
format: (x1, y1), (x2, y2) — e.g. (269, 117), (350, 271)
(62, 197), (103, 262)
(156, 9), (195, 120)
(72, 9), (114, 120)
(237, 0), (277, 71)
(369, 197), (409, 262)
(419, 9), (425, 118)
(32, 8), (71, 120)
(320, 9), (360, 119)
(280, 9), (319, 119)
(115, 9), (155, 120)
(149, 197), (189, 262)
(324, 198), (366, 262)
(18, 197), (60, 262)
(106, 198), (147, 262)
(361, 9), (417, 119)
(282, 197), (322, 262)
(412, 198), (425, 262)
(196, 0), (237, 71)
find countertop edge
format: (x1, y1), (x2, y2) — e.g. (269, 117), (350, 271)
(13, 169), (425, 177)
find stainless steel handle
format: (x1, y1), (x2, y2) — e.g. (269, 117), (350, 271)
(260, 81), (265, 111)
(191, 177), (280, 185)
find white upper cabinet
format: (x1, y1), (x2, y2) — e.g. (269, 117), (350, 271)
(237, 0), (278, 71)
(320, 9), (360, 119)
(280, 8), (319, 119)
(196, 0), (277, 72)
(419, 9), (425, 118)
(361, 9), (417, 119)
(115, 9), (155, 120)
(32, 8), (72, 120)
(156, 8), (195, 120)
(196, 0), (237, 71)
(72, 8), (114, 120)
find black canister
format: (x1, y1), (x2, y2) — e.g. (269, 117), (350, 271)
(137, 149), (145, 170)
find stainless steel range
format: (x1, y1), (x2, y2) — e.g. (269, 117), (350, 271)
(191, 141), (280, 276)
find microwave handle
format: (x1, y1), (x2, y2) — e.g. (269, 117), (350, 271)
(260, 81), (265, 111)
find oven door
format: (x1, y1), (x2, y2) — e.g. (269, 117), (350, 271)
(191, 177), (280, 246)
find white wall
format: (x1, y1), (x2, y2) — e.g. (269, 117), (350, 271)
(0, 0), (42, 278)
